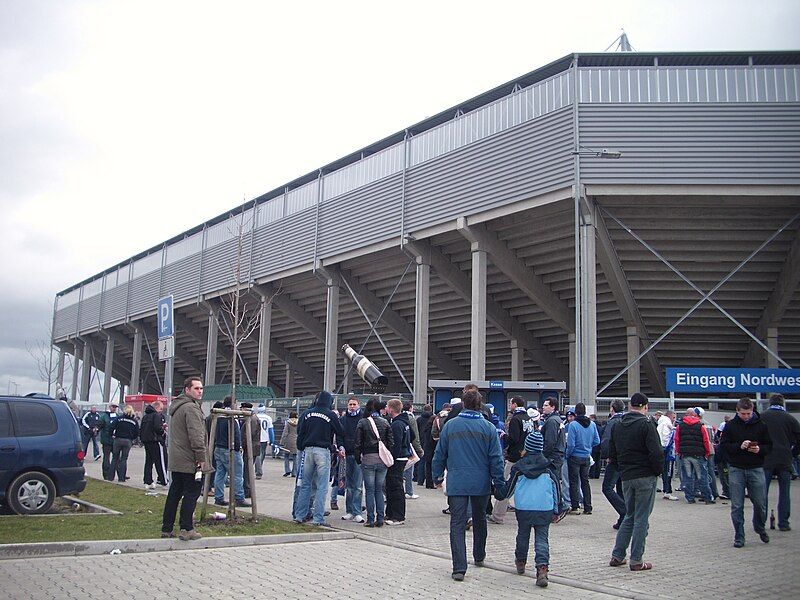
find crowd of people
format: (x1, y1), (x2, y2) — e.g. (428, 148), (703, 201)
(70, 375), (798, 586)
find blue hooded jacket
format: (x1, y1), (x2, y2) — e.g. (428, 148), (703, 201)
(296, 391), (344, 451)
(566, 415), (600, 458)
(432, 409), (505, 496)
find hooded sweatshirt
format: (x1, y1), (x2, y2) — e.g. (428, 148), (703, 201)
(296, 391), (344, 451)
(504, 452), (562, 512)
(719, 412), (772, 469)
(610, 411), (663, 481)
(565, 415), (600, 458)
(675, 414), (710, 458)
(139, 404), (166, 443)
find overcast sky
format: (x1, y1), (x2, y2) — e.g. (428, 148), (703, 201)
(1, 0), (798, 397)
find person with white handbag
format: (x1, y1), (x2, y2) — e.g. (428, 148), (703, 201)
(385, 399), (415, 525)
(354, 399), (394, 527)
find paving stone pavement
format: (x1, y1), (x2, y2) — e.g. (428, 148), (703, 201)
(80, 447), (798, 599)
(0, 539), (618, 600)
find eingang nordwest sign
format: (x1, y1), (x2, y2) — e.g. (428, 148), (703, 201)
(666, 368), (800, 394)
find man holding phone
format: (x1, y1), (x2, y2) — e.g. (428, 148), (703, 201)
(719, 397), (773, 548)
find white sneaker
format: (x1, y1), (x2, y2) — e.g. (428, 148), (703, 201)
(144, 483), (155, 490)
(341, 513), (354, 521)
(384, 519), (405, 526)
(353, 515), (365, 523)
(663, 494), (679, 501)
(405, 493), (419, 499)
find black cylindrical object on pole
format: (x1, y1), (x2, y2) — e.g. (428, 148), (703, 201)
(341, 344), (388, 393)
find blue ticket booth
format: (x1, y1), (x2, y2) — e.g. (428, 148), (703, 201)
(428, 380), (567, 421)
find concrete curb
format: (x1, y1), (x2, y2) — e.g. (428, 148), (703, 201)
(351, 532), (662, 600)
(0, 531), (353, 560)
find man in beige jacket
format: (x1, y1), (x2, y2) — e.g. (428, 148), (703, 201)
(161, 376), (208, 541)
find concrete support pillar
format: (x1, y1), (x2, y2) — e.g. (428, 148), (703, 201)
(470, 243), (487, 382)
(414, 258), (431, 405)
(626, 327), (641, 397)
(102, 335), (115, 404)
(324, 275), (340, 392)
(56, 348), (66, 389)
(205, 306), (218, 386)
(766, 327), (779, 369)
(71, 341), (82, 402)
(342, 357), (352, 394)
(80, 341), (93, 403)
(579, 206), (597, 402)
(510, 339), (523, 381)
(285, 364), (295, 398)
(568, 334), (576, 403)
(257, 299), (272, 387)
(130, 326), (142, 394)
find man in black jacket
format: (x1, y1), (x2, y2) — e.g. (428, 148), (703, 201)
(489, 396), (533, 524)
(761, 394), (800, 532)
(720, 397), (773, 547)
(601, 399), (626, 529)
(340, 397), (365, 523)
(385, 399), (414, 525)
(140, 401), (168, 488)
(541, 398), (568, 519)
(609, 392), (663, 572)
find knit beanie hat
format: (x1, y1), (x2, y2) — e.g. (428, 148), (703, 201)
(524, 431), (544, 454)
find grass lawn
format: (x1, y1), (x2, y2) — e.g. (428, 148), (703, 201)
(0, 477), (306, 544)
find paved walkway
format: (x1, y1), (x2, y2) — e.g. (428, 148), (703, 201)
(39, 448), (800, 598)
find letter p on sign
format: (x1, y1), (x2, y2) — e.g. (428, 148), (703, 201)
(157, 295), (174, 339)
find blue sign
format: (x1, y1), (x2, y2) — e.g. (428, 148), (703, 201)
(157, 295), (174, 339)
(666, 367), (800, 394)
(489, 381), (504, 389)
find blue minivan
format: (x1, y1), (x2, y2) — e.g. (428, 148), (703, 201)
(0, 394), (87, 514)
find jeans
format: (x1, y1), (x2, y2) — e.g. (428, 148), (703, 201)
(143, 441), (168, 485)
(448, 495), (489, 574)
(560, 460), (573, 504)
(345, 455), (363, 517)
(612, 475), (657, 565)
(661, 456), (674, 494)
(764, 466), (791, 529)
(385, 460), (407, 521)
(82, 430), (100, 458)
(729, 466), (767, 543)
(707, 454), (719, 499)
(718, 458), (730, 496)
(515, 509), (552, 567)
(256, 441), (268, 477)
(284, 451), (297, 476)
(602, 461), (626, 522)
(213, 447), (245, 502)
(567, 456), (592, 511)
(293, 446), (331, 524)
(403, 465), (415, 496)
(110, 438), (132, 481)
(681, 456), (712, 502)
(361, 461), (387, 523)
(161, 471), (202, 533)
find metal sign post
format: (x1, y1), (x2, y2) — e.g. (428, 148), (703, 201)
(157, 295), (175, 420)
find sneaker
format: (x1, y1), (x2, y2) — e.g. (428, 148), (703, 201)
(215, 499), (229, 506)
(283, 473), (291, 477)
(487, 515), (504, 525)
(341, 513), (354, 521)
(375, 520), (384, 528)
(568, 508), (582, 515)
(663, 494), (679, 501)
(160, 531), (175, 538)
(552, 508), (569, 524)
(759, 531), (770, 544)
(330, 502), (339, 511)
(364, 521), (375, 528)
(255, 475), (262, 480)
(452, 572), (465, 582)
(466, 518), (473, 531)
(583, 509), (593, 515)
(405, 493), (419, 499)
(686, 499), (696, 504)
(474, 559), (485, 567)
(384, 519), (405, 526)
(235, 499), (251, 507)
(353, 515), (365, 523)
(144, 483), (155, 490)
(311, 521), (331, 527)
(719, 494), (730, 500)
(93, 455), (101, 462)
(705, 499), (716, 505)
(515, 560), (526, 574)
(179, 529), (202, 541)
(156, 481), (168, 487)
(733, 540), (744, 548)
(779, 525), (791, 532)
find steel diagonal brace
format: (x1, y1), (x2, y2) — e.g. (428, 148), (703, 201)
(217, 310), (254, 386)
(597, 208), (798, 395)
(336, 259), (415, 395)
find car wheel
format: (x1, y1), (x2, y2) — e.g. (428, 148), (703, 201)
(7, 472), (56, 515)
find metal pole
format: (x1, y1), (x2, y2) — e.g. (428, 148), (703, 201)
(245, 416), (258, 520)
(571, 55), (583, 403)
(199, 413), (218, 521)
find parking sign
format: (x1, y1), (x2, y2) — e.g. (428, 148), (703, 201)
(157, 295), (174, 339)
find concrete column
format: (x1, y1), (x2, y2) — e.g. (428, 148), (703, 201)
(102, 335), (114, 404)
(414, 258), (431, 405)
(470, 243), (487, 382)
(205, 306), (218, 386)
(285, 364), (294, 398)
(626, 326), (641, 397)
(56, 348), (66, 389)
(579, 206), (597, 402)
(568, 333), (576, 403)
(510, 339), (523, 381)
(130, 326), (142, 394)
(80, 341), (93, 403)
(324, 275), (340, 392)
(766, 327), (779, 369)
(257, 298), (272, 387)
(342, 357), (352, 394)
(71, 341), (83, 402)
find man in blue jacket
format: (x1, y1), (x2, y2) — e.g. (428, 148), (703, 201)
(293, 391), (345, 526)
(566, 402), (600, 515)
(433, 389), (505, 582)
